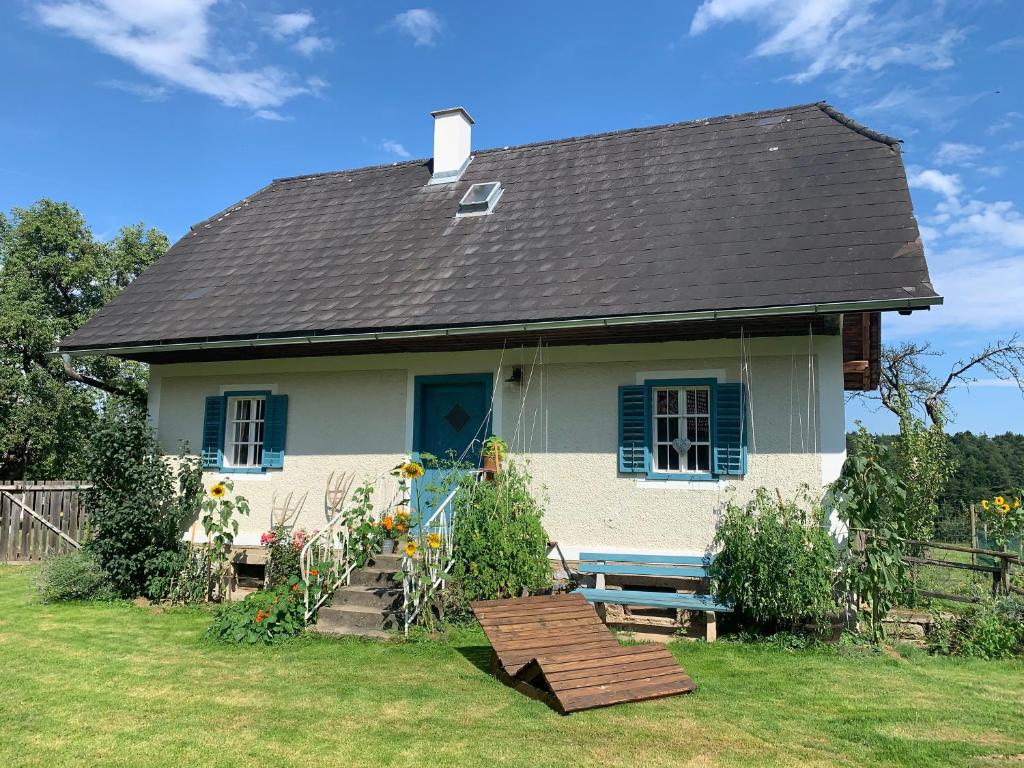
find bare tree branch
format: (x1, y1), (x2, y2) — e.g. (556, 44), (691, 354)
(57, 353), (143, 402)
(873, 335), (1024, 428)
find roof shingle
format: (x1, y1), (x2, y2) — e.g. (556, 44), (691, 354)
(60, 102), (938, 352)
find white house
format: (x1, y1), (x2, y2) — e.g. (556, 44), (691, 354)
(59, 103), (939, 560)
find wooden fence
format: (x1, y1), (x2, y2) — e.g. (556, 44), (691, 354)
(0, 481), (90, 562)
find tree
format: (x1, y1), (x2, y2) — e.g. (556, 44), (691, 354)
(874, 338), (1024, 428)
(0, 199), (167, 478)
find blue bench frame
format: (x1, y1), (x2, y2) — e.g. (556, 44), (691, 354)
(573, 552), (733, 641)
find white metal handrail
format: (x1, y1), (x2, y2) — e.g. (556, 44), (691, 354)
(402, 485), (460, 634)
(301, 471), (399, 621)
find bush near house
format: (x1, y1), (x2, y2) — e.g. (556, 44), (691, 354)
(83, 399), (203, 599)
(449, 461), (552, 611)
(928, 596), (1024, 660)
(35, 549), (116, 603)
(711, 488), (839, 633)
(207, 577), (307, 645)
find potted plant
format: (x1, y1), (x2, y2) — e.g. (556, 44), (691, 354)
(481, 436), (509, 476)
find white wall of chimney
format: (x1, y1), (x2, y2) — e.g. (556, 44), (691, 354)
(431, 108), (473, 182)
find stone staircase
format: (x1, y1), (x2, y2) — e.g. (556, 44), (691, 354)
(312, 553), (404, 639)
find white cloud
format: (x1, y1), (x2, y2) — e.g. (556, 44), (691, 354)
(262, 10), (331, 57)
(908, 168), (961, 199)
(292, 35), (331, 56)
(689, 0), (964, 83)
(381, 139), (411, 159)
(393, 8), (441, 47)
(935, 142), (983, 166)
(988, 111), (1023, 135)
(36, 0), (317, 112)
(888, 256), (1024, 337)
(100, 78), (169, 101)
(253, 109), (291, 122)
(264, 12), (314, 39)
(945, 200), (1024, 249)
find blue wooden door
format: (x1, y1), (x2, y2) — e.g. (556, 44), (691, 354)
(411, 373), (492, 523)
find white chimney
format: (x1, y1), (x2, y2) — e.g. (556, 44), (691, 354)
(429, 106), (474, 184)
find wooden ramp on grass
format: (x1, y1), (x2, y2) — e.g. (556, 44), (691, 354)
(471, 593), (696, 714)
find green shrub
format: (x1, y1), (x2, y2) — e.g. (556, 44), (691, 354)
(207, 578), (306, 644)
(36, 550), (115, 602)
(450, 461), (552, 605)
(261, 526), (307, 588)
(711, 488), (839, 632)
(84, 399), (203, 598)
(928, 597), (1024, 659)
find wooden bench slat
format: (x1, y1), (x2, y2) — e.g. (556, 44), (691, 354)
(577, 563), (709, 578)
(578, 552), (710, 565)
(576, 587), (733, 613)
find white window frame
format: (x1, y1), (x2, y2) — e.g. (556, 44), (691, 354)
(224, 396), (266, 468)
(651, 385), (711, 475)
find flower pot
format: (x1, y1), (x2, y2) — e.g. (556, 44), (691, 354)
(380, 539), (398, 555)
(481, 453), (501, 476)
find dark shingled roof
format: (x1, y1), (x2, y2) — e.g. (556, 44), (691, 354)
(60, 102), (938, 353)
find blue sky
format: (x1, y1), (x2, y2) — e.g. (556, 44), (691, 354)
(2, 1), (1023, 435)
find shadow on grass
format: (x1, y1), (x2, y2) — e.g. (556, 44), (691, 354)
(456, 645), (494, 675)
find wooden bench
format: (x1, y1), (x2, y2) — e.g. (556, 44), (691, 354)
(471, 593), (696, 713)
(574, 552), (733, 641)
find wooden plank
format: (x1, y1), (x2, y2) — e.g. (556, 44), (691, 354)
(545, 655), (678, 684)
(0, 490), (10, 561)
(902, 555), (1000, 574)
(536, 646), (669, 675)
(576, 563), (709, 578)
(554, 665), (690, 694)
(478, 608), (600, 627)
(578, 552), (709, 565)
(558, 675), (696, 713)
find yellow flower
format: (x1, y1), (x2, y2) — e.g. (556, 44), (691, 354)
(400, 461), (425, 480)
(1014, 498), (1021, 509)
(210, 483), (227, 499)
(427, 532), (442, 549)
(980, 499), (990, 510)
(1000, 503), (1011, 515)
(405, 541), (418, 557)
(995, 496), (1005, 507)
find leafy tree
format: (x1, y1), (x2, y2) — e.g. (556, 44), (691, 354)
(0, 199), (166, 478)
(83, 399), (203, 598)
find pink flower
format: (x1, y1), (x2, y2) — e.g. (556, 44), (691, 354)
(260, 531), (276, 546)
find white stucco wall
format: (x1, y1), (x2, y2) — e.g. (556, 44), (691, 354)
(150, 333), (845, 557)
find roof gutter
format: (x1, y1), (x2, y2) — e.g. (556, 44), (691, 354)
(56, 295), (942, 359)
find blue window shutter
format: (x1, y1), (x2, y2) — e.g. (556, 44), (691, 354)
(262, 394), (289, 469)
(201, 396), (225, 469)
(618, 385), (647, 474)
(714, 382), (748, 476)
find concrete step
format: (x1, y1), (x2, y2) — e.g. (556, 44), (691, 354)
(331, 584), (404, 610)
(368, 553), (405, 571)
(317, 604), (402, 632)
(311, 623), (392, 641)
(348, 566), (402, 588)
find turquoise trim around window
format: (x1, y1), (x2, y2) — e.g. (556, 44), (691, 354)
(219, 390), (272, 474)
(642, 378), (718, 482)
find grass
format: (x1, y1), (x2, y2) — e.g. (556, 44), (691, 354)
(1, 566), (1023, 768)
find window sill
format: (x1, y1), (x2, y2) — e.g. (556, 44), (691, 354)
(635, 476), (731, 490)
(206, 467), (273, 480)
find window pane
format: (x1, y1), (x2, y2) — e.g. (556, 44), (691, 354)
(656, 390), (667, 415)
(687, 418), (697, 442)
(667, 418), (679, 441)
(254, 445), (264, 465)
(694, 416), (709, 442)
(693, 389), (709, 415)
(256, 399), (265, 420)
(686, 445), (697, 471)
(665, 390), (679, 415)
(667, 445), (680, 471)
(657, 444), (668, 470)
(236, 399), (250, 421)
(696, 444), (710, 471)
(656, 418), (667, 442)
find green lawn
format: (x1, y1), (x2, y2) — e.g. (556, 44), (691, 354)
(1, 566), (1022, 768)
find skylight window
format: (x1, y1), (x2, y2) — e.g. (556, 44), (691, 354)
(457, 181), (502, 216)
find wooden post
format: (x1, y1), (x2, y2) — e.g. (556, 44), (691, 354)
(704, 611), (717, 643)
(970, 503), (977, 567)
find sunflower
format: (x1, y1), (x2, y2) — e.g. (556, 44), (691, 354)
(405, 541), (418, 557)
(1000, 503), (1011, 515)
(400, 461), (425, 480)
(427, 532), (442, 550)
(1015, 498), (1022, 509)
(981, 499), (991, 510)
(995, 496), (1005, 507)
(210, 483), (227, 499)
